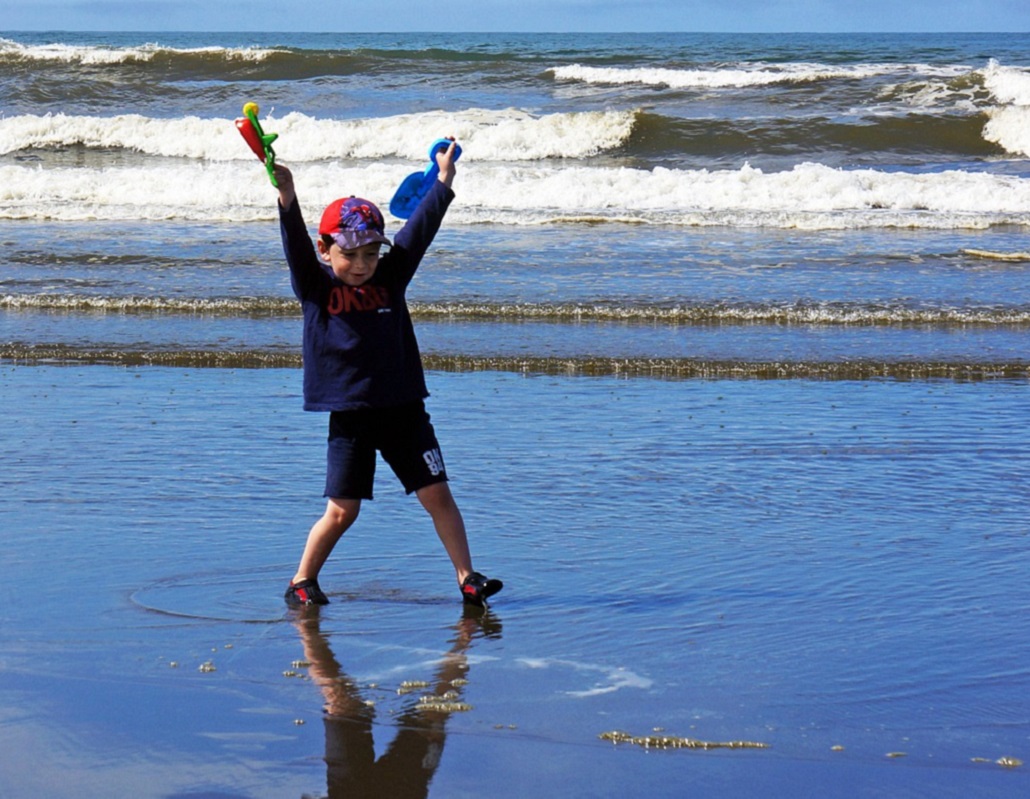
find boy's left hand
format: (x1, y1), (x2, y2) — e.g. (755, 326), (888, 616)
(273, 162), (296, 209)
(435, 138), (458, 188)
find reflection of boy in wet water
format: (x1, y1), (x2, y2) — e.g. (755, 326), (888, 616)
(293, 610), (498, 798)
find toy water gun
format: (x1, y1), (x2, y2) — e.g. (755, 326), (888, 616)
(235, 102), (278, 187)
(389, 138), (463, 218)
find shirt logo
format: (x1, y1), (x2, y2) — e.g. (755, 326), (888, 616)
(327, 285), (390, 315)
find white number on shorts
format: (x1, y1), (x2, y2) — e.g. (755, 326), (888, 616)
(423, 448), (445, 476)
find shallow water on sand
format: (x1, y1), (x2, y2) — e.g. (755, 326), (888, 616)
(2, 364), (1028, 798)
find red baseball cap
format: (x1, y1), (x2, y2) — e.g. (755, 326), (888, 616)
(318, 196), (391, 250)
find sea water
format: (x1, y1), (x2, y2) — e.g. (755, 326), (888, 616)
(1, 31), (1029, 798)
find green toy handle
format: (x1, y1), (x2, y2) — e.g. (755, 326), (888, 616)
(238, 102), (279, 187)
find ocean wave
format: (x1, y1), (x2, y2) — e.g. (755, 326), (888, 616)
(873, 71), (989, 118)
(981, 61), (1030, 157)
(0, 37), (283, 65)
(0, 37), (528, 72)
(0, 294), (298, 316)
(2, 159), (1029, 230)
(0, 108), (637, 162)
(2, 342), (1025, 381)
(5, 295), (1028, 328)
(454, 162), (1030, 229)
(983, 60), (1030, 106)
(4, 102), (1014, 170)
(983, 107), (1030, 158)
(548, 62), (965, 90)
(410, 300), (1030, 327)
(630, 112), (1000, 162)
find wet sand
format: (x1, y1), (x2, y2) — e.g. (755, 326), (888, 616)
(1, 364), (1028, 798)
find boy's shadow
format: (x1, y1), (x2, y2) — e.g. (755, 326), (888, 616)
(292, 606), (502, 799)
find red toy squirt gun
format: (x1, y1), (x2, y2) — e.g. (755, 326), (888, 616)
(235, 102), (279, 187)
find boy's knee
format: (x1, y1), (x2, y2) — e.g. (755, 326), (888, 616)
(417, 482), (456, 514)
(324, 498), (360, 530)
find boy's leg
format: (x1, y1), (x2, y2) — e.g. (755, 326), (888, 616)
(381, 402), (501, 604)
(418, 482), (502, 606)
(292, 497), (361, 584)
(291, 409), (374, 591)
(416, 482), (473, 586)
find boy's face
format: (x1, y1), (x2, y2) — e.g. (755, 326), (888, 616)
(318, 240), (382, 286)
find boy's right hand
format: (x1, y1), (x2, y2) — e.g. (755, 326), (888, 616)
(273, 163), (296, 209)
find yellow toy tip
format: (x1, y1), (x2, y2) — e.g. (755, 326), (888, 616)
(243, 102), (259, 116)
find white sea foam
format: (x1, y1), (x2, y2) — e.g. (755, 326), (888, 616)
(877, 76), (981, 115)
(0, 37), (281, 64)
(0, 109), (637, 162)
(3, 160), (1028, 231)
(514, 657), (653, 697)
(267, 108), (636, 162)
(981, 61), (1030, 157)
(456, 162), (1030, 229)
(983, 107), (1030, 159)
(548, 62), (954, 90)
(982, 59), (1030, 106)
(0, 113), (233, 159)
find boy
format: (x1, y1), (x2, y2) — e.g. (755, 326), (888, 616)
(272, 141), (501, 609)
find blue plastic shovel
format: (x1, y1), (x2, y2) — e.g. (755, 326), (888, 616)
(389, 138), (463, 219)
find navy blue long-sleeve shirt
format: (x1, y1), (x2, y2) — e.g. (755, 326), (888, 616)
(279, 180), (454, 412)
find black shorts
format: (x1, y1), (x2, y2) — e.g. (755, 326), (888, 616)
(324, 401), (448, 500)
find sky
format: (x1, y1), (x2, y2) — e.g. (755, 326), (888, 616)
(1, 0), (1027, 33)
